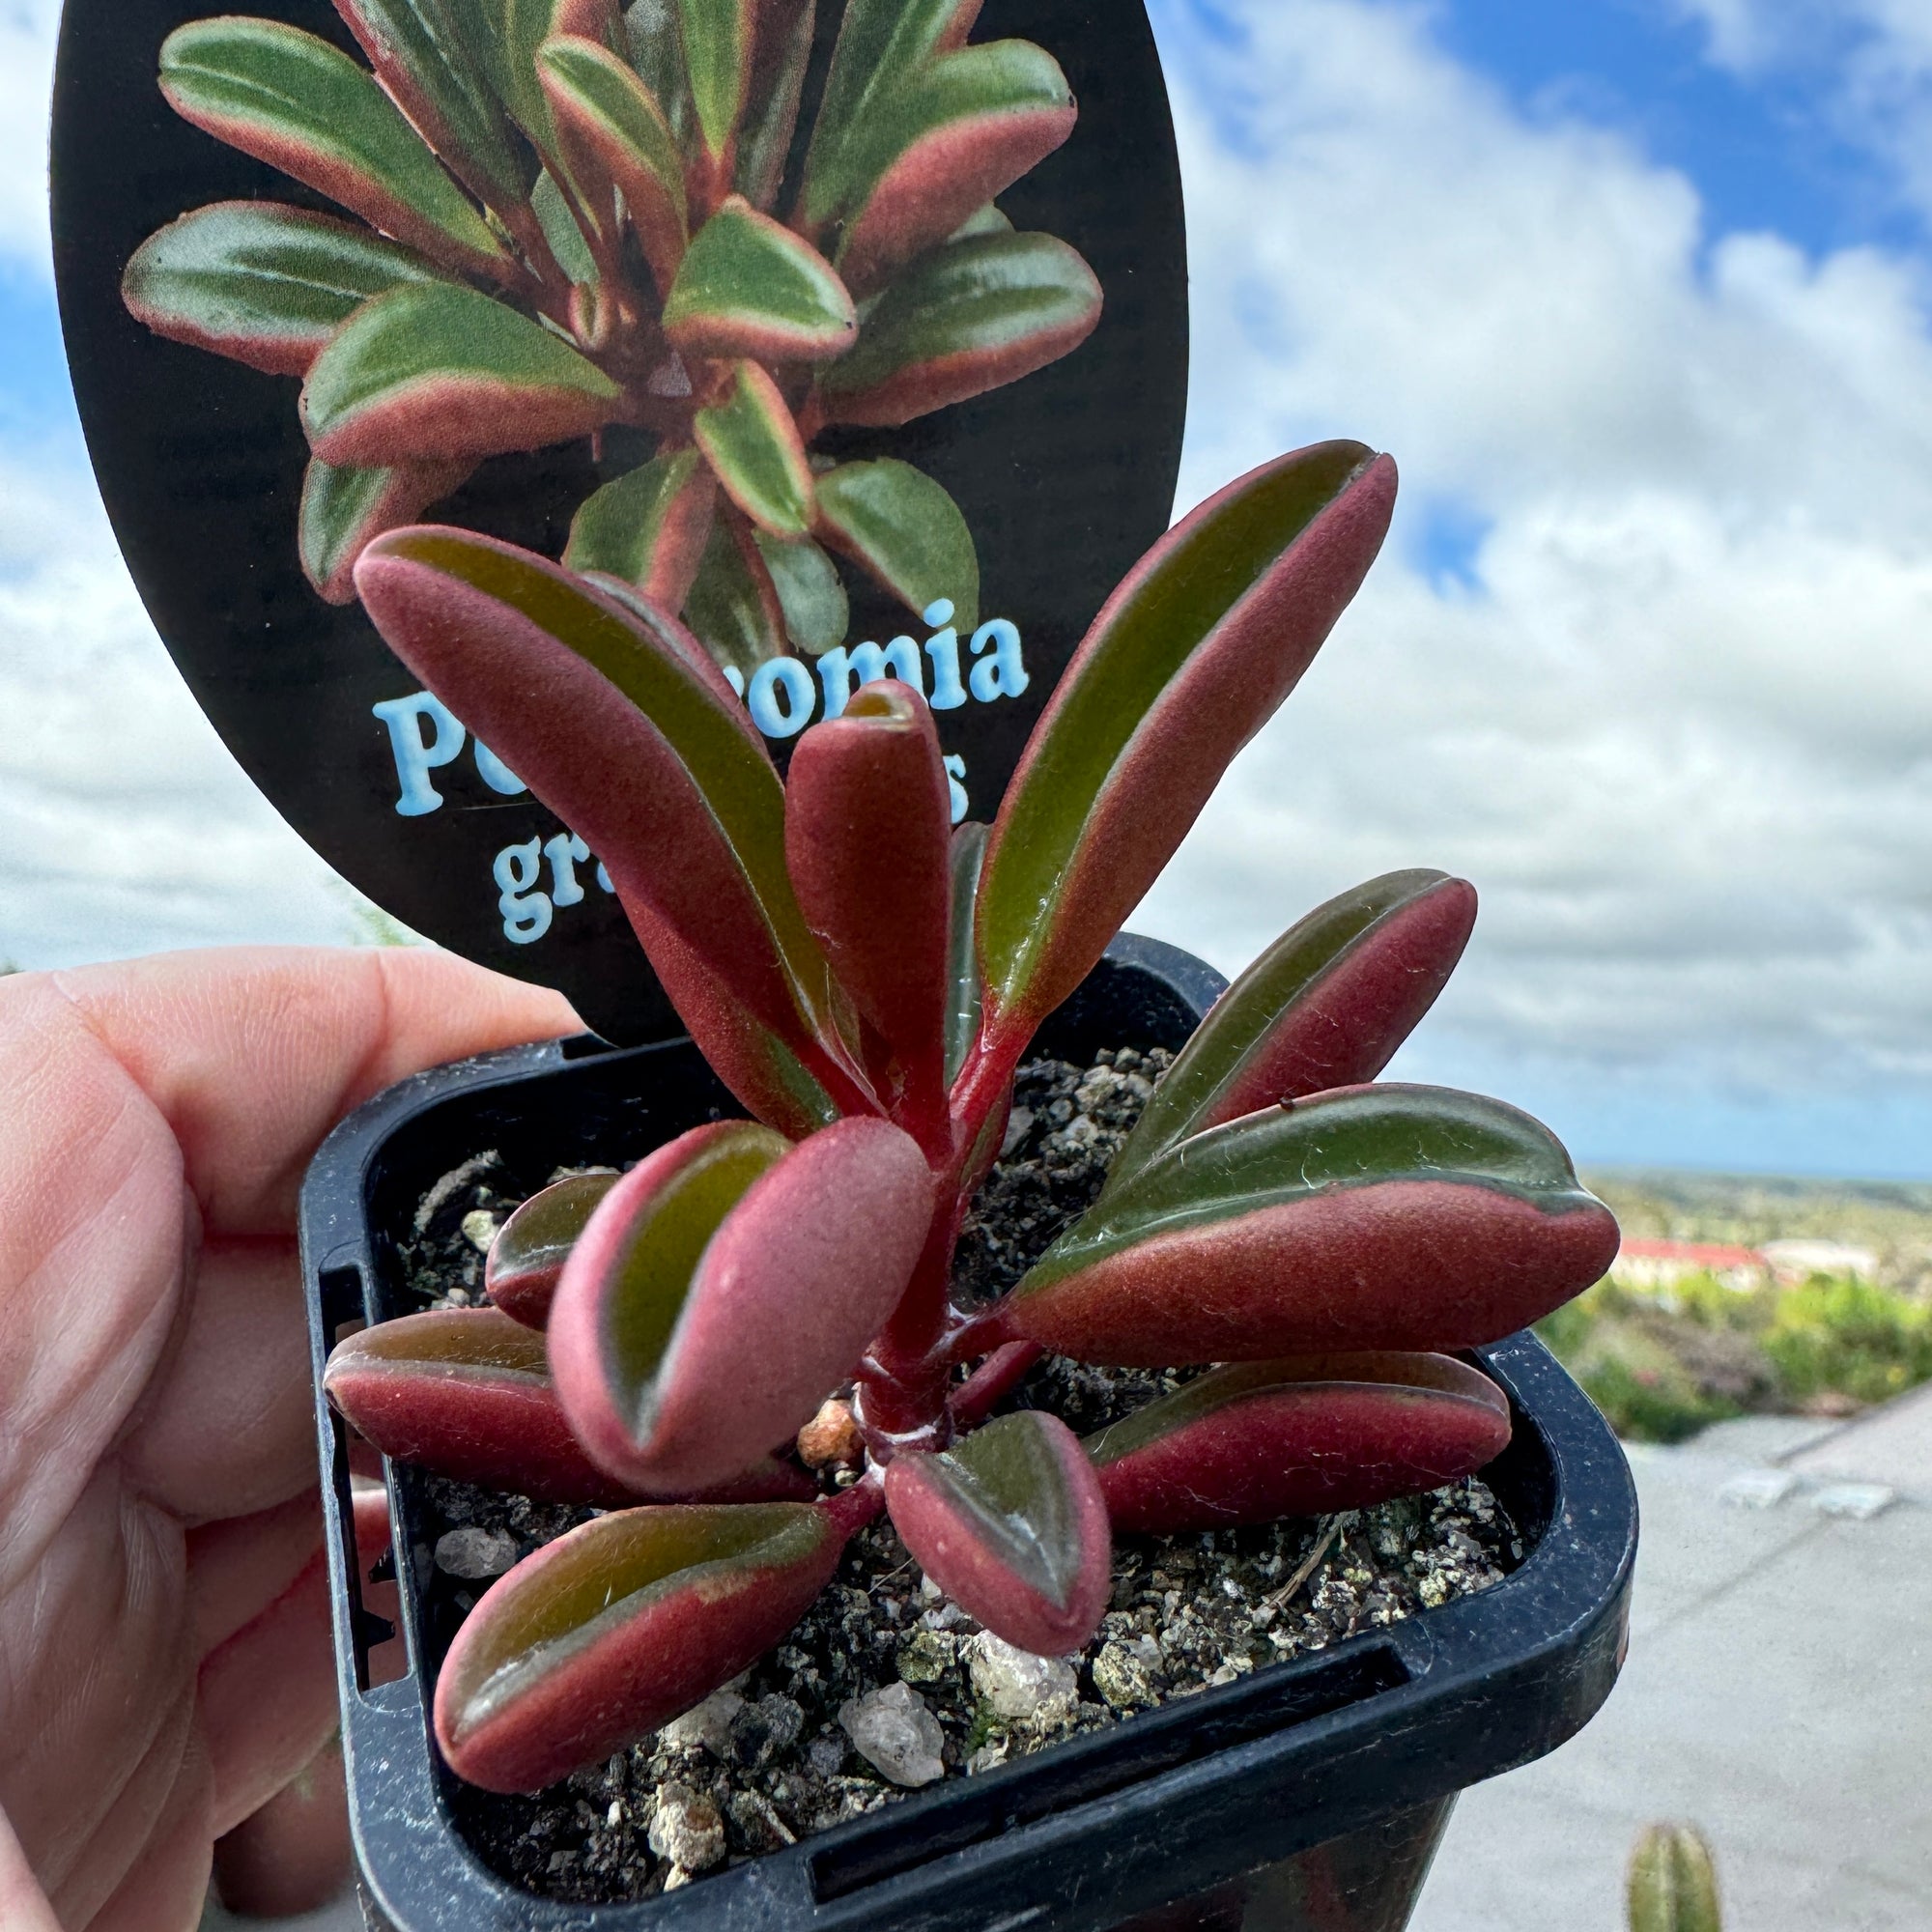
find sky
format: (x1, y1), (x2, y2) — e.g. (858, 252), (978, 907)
(3, 0), (1931, 1178)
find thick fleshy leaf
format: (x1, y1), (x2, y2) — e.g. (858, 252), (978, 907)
(624, 0), (693, 145)
(301, 281), (621, 466)
(833, 42), (1077, 294)
(695, 361), (816, 535)
(531, 165), (598, 282)
(884, 1410), (1109, 1656)
(754, 531), (848, 655)
(157, 19), (514, 281)
(122, 201), (445, 379)
(663, 195), (856, 363)
(814, 458), (978, 633)
(298, 454), (471, 603)
(1000, 1085), (1621, 1366)
(332, 0), (525, 210)
(784, 684), (952, 1112)
(1087, 1354), (1512, 1534)
(565, 448), (718, 609)
(944, 821), (986, 1085)
(353, 527), (851, 1128)
(485, 1172), (620, 1326)
(1104, 871), (1478, 1197)
(799, 0), (982, 230)
(549, 1118), (933, 1492)
(676, 0), (754, 164)
(449, 0), (617, 156)
(733, 0), (814, 210)
(683, 515), (787, 675)
(976, 443), (1398, 1043)
(819, 231), (1100, 427)
(1629, 1827), (1722, 1932)
(950, 200), (1011, 241)
(538, 34), (688, 287)
(436, 1501), (842, 1789)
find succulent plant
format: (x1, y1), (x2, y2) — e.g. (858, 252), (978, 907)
(123, 0), (1102, 672)
(321, 439), (1621, 1793)
(1629, 1826), (1722, 1932)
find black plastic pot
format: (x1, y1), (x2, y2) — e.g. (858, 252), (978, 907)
(299, 935), (1637, 1932)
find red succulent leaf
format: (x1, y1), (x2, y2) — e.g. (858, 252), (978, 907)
(1000, 1086), (1620, 1365)
(1087, 1354), (1512, 1534)
(566, 451), (720, 614)
(436, 1502), (843, 1790)
(484, 1172), (620, 1328)
(354, 528), (861, 1129)
(1105, 870), (1478, 1196)
(549, 1119), (933, 1493)
(834, 43), (1078, 296)
(884, 1410), (1110, 1656)
(784, 683), (952, 1124)
(974, 444), (1399, 1051)
(663, 195), (857, 364)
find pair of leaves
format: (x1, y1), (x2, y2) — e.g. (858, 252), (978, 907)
(299, 455), (474, 603)
(998, 1084), (1621, 1366)
(547, 1118), (932, 1493)
(1087, 1354), (1512, 1533)
(321, 1305), (811, 1504)
(355, 527), (863, 1131)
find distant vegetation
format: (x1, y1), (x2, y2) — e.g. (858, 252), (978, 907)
(1540, 1170), (1932, 1442)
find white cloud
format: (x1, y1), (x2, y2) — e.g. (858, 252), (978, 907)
(1132, 0), (1932, 1152)
(0, 0), (58, 275)
(0, 448), (356, 967)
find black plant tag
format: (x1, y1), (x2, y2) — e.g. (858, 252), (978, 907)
(52, 0), (1188, 1039)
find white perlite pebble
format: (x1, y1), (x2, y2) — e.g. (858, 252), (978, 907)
(648, 1782), (725, 1873)
(657, 1687), (745, 1758)
(460, 1208), (499, 1252)
(967, 1633), (1077, 1721)
(433, 1526), (519, 1579)
(838, 1681), (947, 1787)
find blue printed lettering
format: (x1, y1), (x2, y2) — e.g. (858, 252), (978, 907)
(494, 838), (553, 944)
(749, 656), (816, 737)
(969, 619), (1029, 702)
(373, 694), (464, 817)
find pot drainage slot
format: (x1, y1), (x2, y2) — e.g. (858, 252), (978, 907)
(808, 1642), (1407, 1901)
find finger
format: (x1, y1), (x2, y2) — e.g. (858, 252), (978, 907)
(123, 1239), (316, 1523)
(185, 1491), (325, 1659)
(198, 1549), (338, 1837)
(77, 1724), (213, 1932)
(211, 1734), (351, 1919)
(0, 1811), (63, 1932)
(35, 947), (577, 1237)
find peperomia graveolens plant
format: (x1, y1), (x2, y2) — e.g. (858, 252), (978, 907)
(121, 0), (1101, 673)
(322, 439), (1620, 1793)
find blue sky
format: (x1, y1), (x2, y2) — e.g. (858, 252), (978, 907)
(4, 0), (1932, 1179)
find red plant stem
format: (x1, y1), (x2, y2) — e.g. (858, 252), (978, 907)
(950, 1341), (1044, 1430)
(817, 1471), (886, 1540)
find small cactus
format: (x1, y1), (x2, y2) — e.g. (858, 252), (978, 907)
(1629, 1824), (1722, 1932)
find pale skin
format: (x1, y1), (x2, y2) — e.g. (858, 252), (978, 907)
(0, 949), (577, 1929)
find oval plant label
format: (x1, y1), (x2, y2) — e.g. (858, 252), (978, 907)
(52, 0), (1188, 1040)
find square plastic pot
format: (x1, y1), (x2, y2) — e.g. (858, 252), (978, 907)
(299, 935), (1637, 1932)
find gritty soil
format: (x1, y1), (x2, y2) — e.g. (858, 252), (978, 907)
(380, 1049), (1522, 1905)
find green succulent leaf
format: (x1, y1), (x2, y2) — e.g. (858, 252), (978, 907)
(813, 458), (978, 634)
(833, 41), (1077, 292)
(733, 0), (814, 210)
(538, 33), (688, 287)
(301, 281), (621, 466)
(435, 1500), (843, 1790)
(819, 230), (1099, 427)
(485, 1170), (621, 1326)
(333, 0), (526, 210)
(944, 820), (986, 1085)
(157, 18), (514, 280)
(975, 443), (1396, 1038)
(753, 531), (848, 655)
(298, 454), (471, 603)
(1002, 1084), (1621, 1365)
(530, 166), (598, 283)
(1629, 1827), (1722, 1932)
(664, 196), (856, 363)
(694, 362), (816, 536)
(675, 0), (753, 163)
(122, 201), (446, 379)
(800, 0), (980, 230)
(623, 0), (693, 145)
(949, 200), (1011, 241)
(683, 516), (785, 675)
(566, 448), (717, 609)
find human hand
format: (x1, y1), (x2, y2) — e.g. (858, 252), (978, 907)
(0, 949), (577, 1929)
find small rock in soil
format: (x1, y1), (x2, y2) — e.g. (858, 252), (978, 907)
(967, 1634), (1078, 1722)
(838, 1682), (947, 1788)
(434, 1526), (519, 1579)
(647, 1782), (725, 1875)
